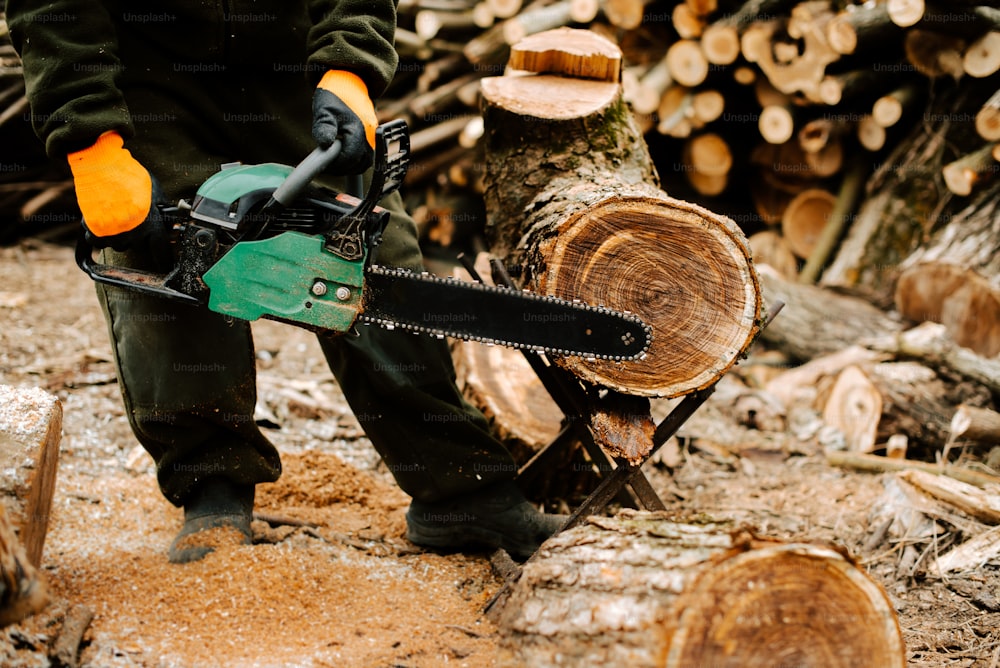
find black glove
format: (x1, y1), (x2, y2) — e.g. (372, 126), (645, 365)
(312, 70), (378, 175)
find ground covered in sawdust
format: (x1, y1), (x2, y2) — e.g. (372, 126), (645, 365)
(2, 240), (1000, 667)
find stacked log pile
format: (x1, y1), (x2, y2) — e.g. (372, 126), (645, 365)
(388, 2), (1000, 492)
(384, 0), (999, 284)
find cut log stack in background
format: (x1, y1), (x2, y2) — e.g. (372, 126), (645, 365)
(379, 0), (1000, 279)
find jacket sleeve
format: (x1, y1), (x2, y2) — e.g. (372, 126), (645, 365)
(5, 0), (133, 158)
(305, 0), (399, 99)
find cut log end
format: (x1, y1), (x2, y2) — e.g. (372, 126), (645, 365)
(537, 196), (761, 398)
(507, 27), (622, 82)
(481, 74), (620, 120)
(665, 543), (905, 668)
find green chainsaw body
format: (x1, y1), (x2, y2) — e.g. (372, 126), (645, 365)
(194, 163), (367, 333)
(203, 230), (366, 333)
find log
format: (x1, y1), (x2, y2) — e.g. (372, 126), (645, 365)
(797, 156), (867, 284)
(904, 29), (966, 79)
(480, 29), (762, 398)
(950, 404), (1000, 446)
(866, 360), (991, 449)
(780, 187), (835, 260)
(754, 2), (840, 99)
(629, 57), (673, 115)
(823, 365), (882, 453)
(942, 142), (999, 196)
(894, 261), (1000, 357)
(748, 232), (799, 280)
(656, 85), (695, 138)
(682, 132), (732, 196)
(872, 83), (922, 128)
(964, 30), (1000, 77)
(887, 0), (924, 28)
(506, 26), (621, 81)
(665, 39), (709, 87)
(672, 3), (705, 39)
(452, 337), (562, 456)
(702, 0), (799, 66)
(0, 384), (61, 568)
(757, 265), (904, 362)
(976, 87), (1000, 140)
(495, 511), (905, 667)
(827, 450), (1000, 489)
(50, 603), (94, 668)
(868, 321), (1000, 398)
(602, 0), (654, 30)
(857, 114), (886, 151)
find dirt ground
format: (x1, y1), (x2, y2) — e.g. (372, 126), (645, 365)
(2, 239), (1000, 667)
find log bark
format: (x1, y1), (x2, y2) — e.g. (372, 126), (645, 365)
(868, 321), (1000, 398)
(480, 29), (761, 397)
(495, 511), (905, 668)
(0, 504), (47, 627)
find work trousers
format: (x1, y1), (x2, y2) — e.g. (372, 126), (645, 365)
(94, 67), (517, 506)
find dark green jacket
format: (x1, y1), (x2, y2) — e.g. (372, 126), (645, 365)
(5, 0), (398, 158)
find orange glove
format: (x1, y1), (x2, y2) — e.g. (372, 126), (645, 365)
(68, 131), (164, 251)
(312, 70), (378, 174)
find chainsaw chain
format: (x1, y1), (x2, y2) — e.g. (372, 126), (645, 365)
(358, 265), (653, 361)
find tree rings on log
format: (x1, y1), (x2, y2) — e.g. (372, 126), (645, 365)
(495, 511), (905, 667)
(533, 195), (760, 397)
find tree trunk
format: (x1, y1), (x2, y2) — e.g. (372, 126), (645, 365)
(495, 511), (905, 668)
(480, 28), (762, 398)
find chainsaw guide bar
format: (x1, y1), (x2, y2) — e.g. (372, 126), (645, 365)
(360, 265), (652, 361)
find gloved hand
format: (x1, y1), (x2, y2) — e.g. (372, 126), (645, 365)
(312, 70), (378, 175)
(67, 131), (166, 252)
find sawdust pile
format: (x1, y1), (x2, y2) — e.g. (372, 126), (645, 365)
(21, 451), (501, 667)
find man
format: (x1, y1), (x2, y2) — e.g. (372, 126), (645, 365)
(6, 0), (564, 562)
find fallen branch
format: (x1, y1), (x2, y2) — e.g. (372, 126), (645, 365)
(825, 449), (1000, 488)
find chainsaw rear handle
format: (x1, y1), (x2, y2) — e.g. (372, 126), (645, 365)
(74, 222), (202, 304)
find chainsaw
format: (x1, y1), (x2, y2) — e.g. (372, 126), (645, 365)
(76, 120), (651, 360)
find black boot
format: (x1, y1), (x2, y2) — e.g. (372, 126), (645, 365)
(405, 481), (567, 560)
(168, 477), (254, 564)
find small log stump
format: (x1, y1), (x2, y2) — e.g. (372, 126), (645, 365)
(0, 384), (61, 567)
(0, 384), (60, 626)
(496, 511), (905, 667)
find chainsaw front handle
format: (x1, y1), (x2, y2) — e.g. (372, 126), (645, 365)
(268, 139), (343, 210)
